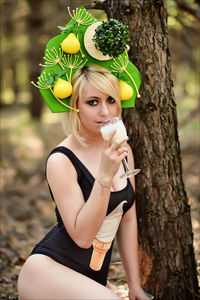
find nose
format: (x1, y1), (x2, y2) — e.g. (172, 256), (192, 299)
(99, 101), (109, 117)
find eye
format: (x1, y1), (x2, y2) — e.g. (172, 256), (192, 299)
(87, 99), (98, 106)
(107, 97), (116, 104)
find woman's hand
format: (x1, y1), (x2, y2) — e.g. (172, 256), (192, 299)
(128, 285), (151, 300)
(98, 129), (128, 184)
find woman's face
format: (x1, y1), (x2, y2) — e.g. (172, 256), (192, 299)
(78, 81), (120, 138)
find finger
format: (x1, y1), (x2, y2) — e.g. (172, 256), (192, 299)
(117, 151), (128, 162)
(110, 136), (129, 151)
(116, 147), (128, 156)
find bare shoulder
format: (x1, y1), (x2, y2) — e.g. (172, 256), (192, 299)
(46, 151), (77, 181)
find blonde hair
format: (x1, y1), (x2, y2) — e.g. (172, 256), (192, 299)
(62, 65), (121, 146)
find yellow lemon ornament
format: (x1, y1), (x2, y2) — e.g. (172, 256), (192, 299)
(61, 33), (80, 54)
(53, 78), (72, 99)
(120, 80), (133, 100)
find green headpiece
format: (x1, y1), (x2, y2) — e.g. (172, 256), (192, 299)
(32, 6), (141, 113)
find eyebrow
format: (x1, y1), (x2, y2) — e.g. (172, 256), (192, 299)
(86, 96), (113, 100)
(86, 96), (100, 100)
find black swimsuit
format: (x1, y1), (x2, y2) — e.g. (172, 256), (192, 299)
(31, 146), (135, 286)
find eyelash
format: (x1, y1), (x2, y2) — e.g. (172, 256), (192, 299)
(87, 98), (116, 106)
(108, 97), (116, 104)
(87, 100), (98, 106)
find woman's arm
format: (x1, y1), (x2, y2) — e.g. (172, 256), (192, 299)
(46, 131), (128, 249)
(117, 202), (141, 287)
(116, 145), (149, 300)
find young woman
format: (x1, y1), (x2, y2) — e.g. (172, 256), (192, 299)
(18, 65), (149, 300)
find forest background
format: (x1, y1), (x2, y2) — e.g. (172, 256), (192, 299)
(0, 0), (199, 299)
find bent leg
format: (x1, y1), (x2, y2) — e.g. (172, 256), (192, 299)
(18, 254), (121, 300)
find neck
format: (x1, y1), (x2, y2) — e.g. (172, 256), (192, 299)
(71, 132), (104, 150)
(81, 128), (104, 147)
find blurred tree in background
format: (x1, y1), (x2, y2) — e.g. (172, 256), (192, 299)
(1, 0), (105, 118)
(0, 0), (199, 299)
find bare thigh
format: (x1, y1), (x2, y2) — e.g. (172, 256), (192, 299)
(18, 254), (121, 300)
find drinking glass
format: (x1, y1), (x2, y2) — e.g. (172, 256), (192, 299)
(100, 117), (141, 179)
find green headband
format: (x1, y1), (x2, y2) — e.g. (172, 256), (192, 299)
(32, 6), (141, 113)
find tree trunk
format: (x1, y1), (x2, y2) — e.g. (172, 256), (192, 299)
(27, 0), (44, 119)
(101, 0), (198, 299)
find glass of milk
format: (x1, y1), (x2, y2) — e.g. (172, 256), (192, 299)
(100, 117), (141, 179)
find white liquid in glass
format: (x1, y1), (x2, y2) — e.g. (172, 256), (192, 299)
(100, 119), (127, 144)
(100, 117), (141, 179)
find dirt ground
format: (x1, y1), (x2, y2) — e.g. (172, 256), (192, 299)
(0, 106), (199, 299)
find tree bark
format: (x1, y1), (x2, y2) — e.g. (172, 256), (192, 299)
(27, 0), (44, 119)
(96, 0), (199, 299)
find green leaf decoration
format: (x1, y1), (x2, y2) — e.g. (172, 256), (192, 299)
(111, 71), (121, 79)
(47, 77), (54, 85)
(58, 23), (80, 35)
(57, 26), (67, 31)
(55, 70), (66, 78)
(111, 71), (126, 81)
(43, 70), (66, 85)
